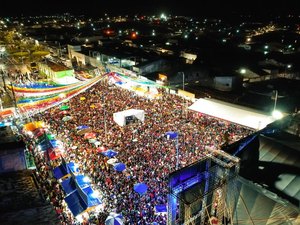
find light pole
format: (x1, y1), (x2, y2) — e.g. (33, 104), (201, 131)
(166, 131), (179, 170)
(285, 64), (292, 77)
(272, 90), (278, 112)
(10, 81), (18, 109)
(181, 71), (186, 118)
(182, 71), (185, 91)
(1, 69), (7, 91)
(102, 94), (107, 144)
(271, 89), (283, 119)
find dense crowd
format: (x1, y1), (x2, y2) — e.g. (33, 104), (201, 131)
(28, 77), (253, 224)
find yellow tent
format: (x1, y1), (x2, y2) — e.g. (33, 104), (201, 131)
(132, 86), (147, 93)
(23, 121), (45, 131)
(31, 51), (50, 57)
(12, 51), (29, 57)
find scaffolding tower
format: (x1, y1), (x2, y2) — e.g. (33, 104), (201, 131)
(167, 146), (240, 225)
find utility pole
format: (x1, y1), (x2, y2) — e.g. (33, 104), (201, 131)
(58, 42), (61, 58)
(1, 70), (7, 91)
(10, 81), (18, 109)
(182, 71), (187, 119)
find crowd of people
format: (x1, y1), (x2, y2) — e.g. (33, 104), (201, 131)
(25, 76), (253, 224)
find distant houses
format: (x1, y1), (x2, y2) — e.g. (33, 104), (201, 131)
(38, 60), (74, 80)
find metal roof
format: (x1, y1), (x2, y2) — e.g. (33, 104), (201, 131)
(234, 177), (300, 225)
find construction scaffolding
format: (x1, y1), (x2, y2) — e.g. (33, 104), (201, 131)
(167, 146), (240, 225)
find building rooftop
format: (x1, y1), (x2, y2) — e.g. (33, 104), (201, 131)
(44, 60), (72, 72)
(224, 113), (300, 208)
(0, 170), (60, 225)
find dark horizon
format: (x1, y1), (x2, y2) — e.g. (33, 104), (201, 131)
(2, 0), (300, 18)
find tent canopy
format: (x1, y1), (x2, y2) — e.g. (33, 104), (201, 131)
(101, 149), (118, 158)
(105, 212), (124, 225)
(64, 182), (101, 217)
(188, 98), (276, 130)
(64, 190), (87, 217)
(134, 182), (148, 195)
(53, 161), (79, 180)
(155, 204), (167, 215)
(23, 121), (45, 131)
(113, 109), (145, 127)
(47, 147), (62, 161)
(61, 175), (91, 195)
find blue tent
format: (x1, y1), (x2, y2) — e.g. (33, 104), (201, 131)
(49, 139), (63, 149)
(84, 186), (102, 207)
(37, 139), (51, 151)
(155, 204), (167, 214)
(53, 164), (68, 180)
(101, 149), (118, 158)
(64, 190), (87, 217)
(133, 182), (148, 195)
(105, 212), (124, 225)
(61, 177), (77, 195)
(0, 121), (12, 127)
(68, 162), (80, 173)
(61, 174), (91, 195)
(113, 163), (126, 172)
(77, 125), (89, 130)
(64, 185), (101, 217)
(165, 131), (178, 139)
(75, 175), (91, 187)
(115, 81), (123, 85)
(53, 161), (79, 180)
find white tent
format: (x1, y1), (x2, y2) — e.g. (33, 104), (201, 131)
(188, 98), (276, 130)
(113, 109), (145, 127)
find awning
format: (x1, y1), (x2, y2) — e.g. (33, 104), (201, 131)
(61, 174), (90, 195)
(23, 121), (45, 131)
(64, 190), (86, 217)
(113, 109), (145, 127)
(155, 204), (167, 215)
(53, 161), (79, 180)
(47, 147), (62, 161)
(53, 163), (68, 180)
(84, 186), (102, 207)
(0, 108), (14, 118)
(189, 98), (276, 130)
(33, 128), (46, 138)
(64, 186), (101, 217)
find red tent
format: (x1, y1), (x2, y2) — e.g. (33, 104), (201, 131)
(47, 147), (62, 161)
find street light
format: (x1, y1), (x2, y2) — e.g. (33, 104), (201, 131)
(285, 64), (292, 76)
(182, 72), (185, 91)
(271, 90), (283, 119)
(272, 89), (278, 112)
(180, 72), (186, 118)
(272, 110), (283, 119)
(165, 131), (179, 170)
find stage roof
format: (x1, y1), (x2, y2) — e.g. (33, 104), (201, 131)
(235, 176), (300, 224)
(188, 98), (276, 130)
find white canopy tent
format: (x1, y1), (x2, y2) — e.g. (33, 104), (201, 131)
(188, 98), (276, 130)
(113, 109), (145, 127)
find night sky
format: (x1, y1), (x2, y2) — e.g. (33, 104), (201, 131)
(2, 0), (300, 17)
